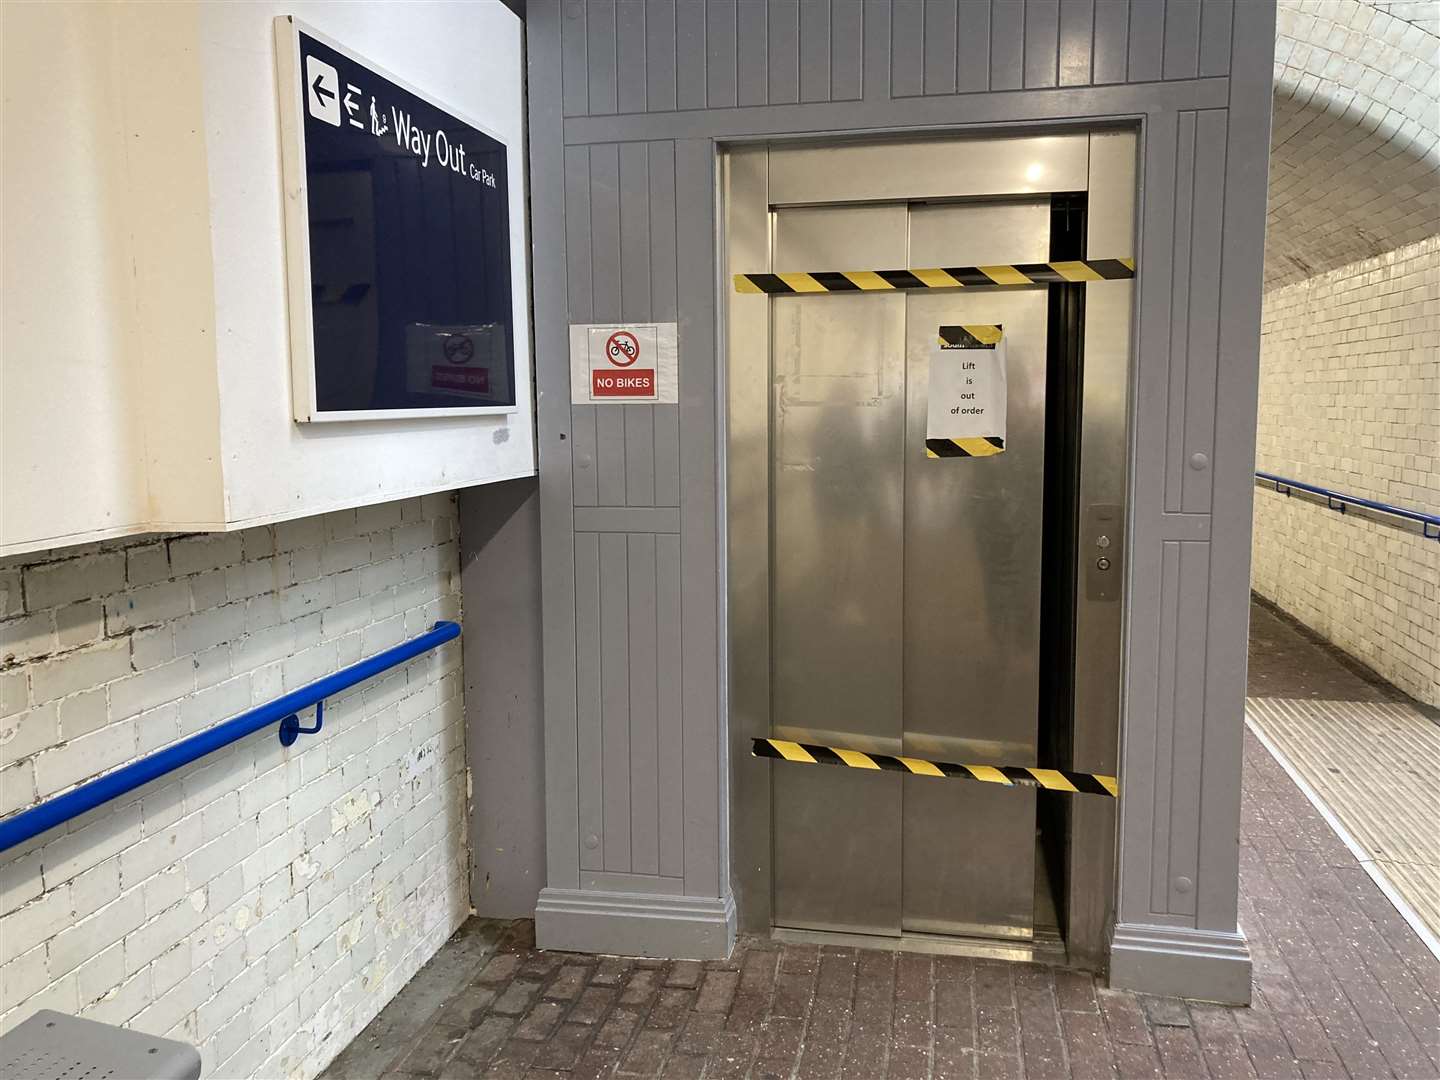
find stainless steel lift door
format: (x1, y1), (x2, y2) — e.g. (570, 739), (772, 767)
(770, 199), (1049, 940)
(902, 202), (1050, 938)
(770, 204), (907, 935)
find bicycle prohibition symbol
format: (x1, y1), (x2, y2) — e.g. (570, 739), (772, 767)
(605, 330), (640, 367)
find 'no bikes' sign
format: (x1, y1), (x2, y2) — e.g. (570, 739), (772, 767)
(570, 322), (677, 405)
(590, 328), (656, 399)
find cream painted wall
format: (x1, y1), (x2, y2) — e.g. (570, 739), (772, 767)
(1, 1), (533, 555)
(1, 5), (219, 550)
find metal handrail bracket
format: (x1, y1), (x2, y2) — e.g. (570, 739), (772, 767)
(1255, 471), (1439, 541)
(0, 620), (461, 854)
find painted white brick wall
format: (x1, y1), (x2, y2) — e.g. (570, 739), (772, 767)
(0, 494), (468, 1079)
(1252, 235), (1440, 705)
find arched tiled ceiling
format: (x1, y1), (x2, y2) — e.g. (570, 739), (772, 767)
(1267, 0), (1439, 290)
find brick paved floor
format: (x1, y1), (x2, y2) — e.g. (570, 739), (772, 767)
(323, 602), (1440, 1079)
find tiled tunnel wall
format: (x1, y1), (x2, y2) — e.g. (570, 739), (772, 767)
(0, 495), (468, 1079)
(1251, 236), (1440, 706)
(1257, 1), (1438, 704)
(1268, 0), (1439, 289)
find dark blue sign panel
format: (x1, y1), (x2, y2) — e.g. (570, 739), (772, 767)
(295, 30), (514, 415)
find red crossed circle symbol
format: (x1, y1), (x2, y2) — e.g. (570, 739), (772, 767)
(605, 330), (640, 367)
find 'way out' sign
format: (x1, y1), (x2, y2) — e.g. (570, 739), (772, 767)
(569, 323), (679, 405)
(275, 17), (516, 422)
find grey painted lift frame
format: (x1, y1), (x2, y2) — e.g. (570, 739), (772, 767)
(468, 0), (1275, 1006)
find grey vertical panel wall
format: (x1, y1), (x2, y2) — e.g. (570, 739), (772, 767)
(528, 0), (1274, 997)
(459, 479), (546, 918)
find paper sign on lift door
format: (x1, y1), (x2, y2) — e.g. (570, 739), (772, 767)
(925, 324), (1007, 458)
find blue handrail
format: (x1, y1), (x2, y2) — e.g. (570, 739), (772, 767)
(0, 620), (461, 854)
(1256, 472), (1440, 540)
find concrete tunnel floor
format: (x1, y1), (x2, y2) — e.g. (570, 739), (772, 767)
(322, 598), (1440, 1080)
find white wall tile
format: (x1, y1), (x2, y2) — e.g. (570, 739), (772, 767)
(1253, 235), (1440, 705)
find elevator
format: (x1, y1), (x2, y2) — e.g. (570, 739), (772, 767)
(726, 131), (1136, 966)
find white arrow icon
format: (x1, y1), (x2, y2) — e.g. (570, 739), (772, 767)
(344, 83), (364, 129)
(305, 55), (341, 127)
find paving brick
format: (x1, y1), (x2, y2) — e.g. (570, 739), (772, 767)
(795, 1011), (850, 1079)
(1139, 993), (1191, 1028)
(543, 964), (589, 1002)
(973, 1050), (1023, 1080)
(892, 999), (931, 1049)
(570, 985), (619, 1026)
(1055, 966), (1100, 1013)
(694, 968), (738, 1013)
(432, 984), (498, 1029)
(703, 1031), (756, 1079)
(593, 956), (632, 986)
(484, 1037), (542, 1079)
(726, 983), (771, 1036)
(490, 979), (542, 1016)
(665, 959), (702, 988)
(592, 1005), (643, 1049)
(1237, 1020), (1304, 1079)
(974, 967), (1020, 1059)
(934, 957), (975, 1037)
(1154, 1024), (1208, 1078)
(1099, 988), (1154, 1046)
(930, 1030), (977, 1079)
(1273, 1008), (1341, 1064)
(569, 1044), (626, 1080)
(657, 1052), (705, 1079)
(619, 966), (660, 1006)
(771, 966), (815, 1018)
(532, 1025), (593, 1077)
(513, 999), (567, 1042)
(1112, 1039), (1164, 1079)
(841, 1014), (890, 1080)
(894, 951), (932, 1003)
(617, 1028), (674, 1075)
(675, 1011), (724, 1056)
(478, 956), (524, 990)
(1062, 1010), (1117, 1080)
(392, 1022), (464, 1076)
(815, 947), (857, 1000)
(884, 1041), (930, 1080)
(739, 946), (779, 994)
(854, 948), (897, 1001)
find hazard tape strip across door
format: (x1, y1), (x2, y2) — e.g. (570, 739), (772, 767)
(752, 738), (1118, 798)
(734, 258), (1135, 295)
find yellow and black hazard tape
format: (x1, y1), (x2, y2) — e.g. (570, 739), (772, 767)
(752, 738), (1118, 797)
(926, 437), (1004, 458)
(939, 324), (1002, 348)
(734, 258), (1135, 295)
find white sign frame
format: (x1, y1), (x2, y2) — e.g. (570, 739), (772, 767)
(274, 16), (523, 423)
(569, 322), (679, 405)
